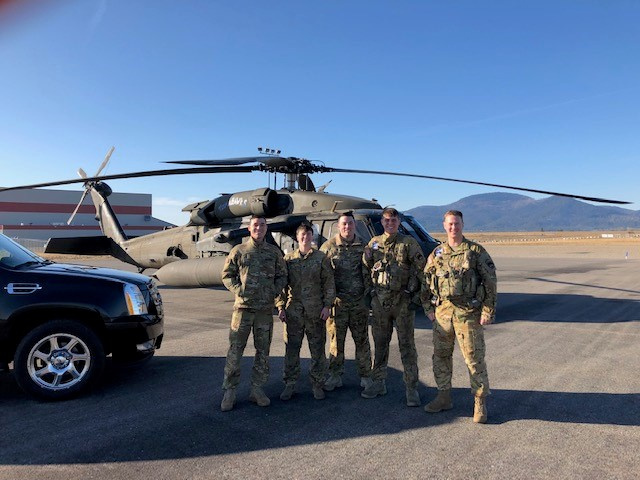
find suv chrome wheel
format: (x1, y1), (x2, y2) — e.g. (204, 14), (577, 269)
(27, 333), (91, 390)
(14, 320), (105, 400)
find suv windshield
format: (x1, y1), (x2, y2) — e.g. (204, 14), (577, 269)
(0, 234), (48, 268)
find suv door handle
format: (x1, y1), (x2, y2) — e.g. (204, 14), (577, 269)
(4, 283), (42, 294)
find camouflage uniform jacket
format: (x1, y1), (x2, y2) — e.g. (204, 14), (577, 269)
(320, 234), (371, 304)
(421, 236), (497, 319)
(276, 248), (336, 312)
(221, 237), (288, 311)
(364, 232), (426, 302)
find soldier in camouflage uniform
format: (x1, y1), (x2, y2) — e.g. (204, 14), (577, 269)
(320, 212), (373, 392)
(362, 207), (426, 407)
(277, 222), (335, 401)
(219, 215), (288, 412)
(421, 210), (497, 423)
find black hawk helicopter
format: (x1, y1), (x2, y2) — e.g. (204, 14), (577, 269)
(0, 147), (629, 287)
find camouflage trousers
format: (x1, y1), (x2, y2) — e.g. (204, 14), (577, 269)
(222, 308), (274, 390)
(282, 302), (327, 387)
(370, 293), (419, 389)
(326, 298), (372, 379)
(432, 300), (490, 396)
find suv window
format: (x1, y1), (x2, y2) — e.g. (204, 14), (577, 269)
(0, 234), (47, 268)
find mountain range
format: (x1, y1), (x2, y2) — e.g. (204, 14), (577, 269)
(405, 193), (640, 232)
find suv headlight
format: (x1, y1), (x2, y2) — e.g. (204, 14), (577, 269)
(124, 283), (148, 315)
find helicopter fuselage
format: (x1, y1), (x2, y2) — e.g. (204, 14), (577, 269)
(44, 185), (440, 287)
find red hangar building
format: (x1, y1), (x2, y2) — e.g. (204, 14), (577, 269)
(0, 187), (174, 240)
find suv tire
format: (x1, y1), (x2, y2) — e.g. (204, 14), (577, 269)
(14, 320), (105, 400)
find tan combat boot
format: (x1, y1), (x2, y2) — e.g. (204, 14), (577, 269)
(361, 379), (387, 399)
(323, 374), (343, 391)
(312, 384), (326, 400)
(473, 396), (487, 423)
(424, 389), (453, 413)
(280, 384), (295, 401)
(406, 387), (421, 407)
(220, 388), (236, 412)
(249, 386), (271, 407)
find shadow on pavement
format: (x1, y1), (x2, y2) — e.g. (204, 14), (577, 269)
(489, 388), (640, 426)
(1, 355), (638, 465)
(497, 292), (640, 323)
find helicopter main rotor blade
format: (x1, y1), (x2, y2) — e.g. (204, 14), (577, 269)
(0, 166), (258, 192)
(166, 156), (299, 169)
(327, 168), (630, 205)
(166, 157), (264, 166)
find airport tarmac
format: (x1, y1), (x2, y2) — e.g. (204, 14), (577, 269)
(1, 243), (639, 480)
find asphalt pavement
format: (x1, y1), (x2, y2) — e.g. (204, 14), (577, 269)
(1, 252), (639, 479)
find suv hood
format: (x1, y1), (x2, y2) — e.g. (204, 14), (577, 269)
(25, 262), (152, 285)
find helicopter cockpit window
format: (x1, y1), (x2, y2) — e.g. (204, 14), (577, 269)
(310, 222), (321, 247)
(402, 215), (438, 244)
(371, 217), (384, 236)
(323, 219), (374, 245)
(324, 221), (338, 245)
(356, 220), (373, 242)
(276, 222), (321, 255)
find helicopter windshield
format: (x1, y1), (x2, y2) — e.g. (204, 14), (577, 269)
(369, 214), (435, 242)
(402, 215), (438, 244)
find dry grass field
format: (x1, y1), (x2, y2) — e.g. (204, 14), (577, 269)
(431, 230), (640, 260)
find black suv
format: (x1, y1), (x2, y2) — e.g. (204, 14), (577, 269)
(0, 234), (164, 400)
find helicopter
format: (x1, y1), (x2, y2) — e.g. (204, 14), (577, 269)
(0, 147), (629, 287)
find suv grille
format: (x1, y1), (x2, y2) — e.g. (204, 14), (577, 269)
(147, 280), (164, 318)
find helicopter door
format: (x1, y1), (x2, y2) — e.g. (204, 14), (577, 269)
(272, 232), (296, 255)
(321, 221), (337, 247)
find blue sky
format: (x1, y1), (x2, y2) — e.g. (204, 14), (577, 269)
(1, 1), (639, 225)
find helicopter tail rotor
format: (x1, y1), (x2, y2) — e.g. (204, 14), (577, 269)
(67, 147), (115, 225)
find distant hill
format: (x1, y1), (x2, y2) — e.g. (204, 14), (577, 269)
(405, 193), (640, 232)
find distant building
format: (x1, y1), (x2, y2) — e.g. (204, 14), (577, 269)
(0, 187), (174, 240)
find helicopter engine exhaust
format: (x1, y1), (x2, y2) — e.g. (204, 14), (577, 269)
(153, 257), (227, 287)
(188, 188), (281, 225)
(214, 188), (278, 219)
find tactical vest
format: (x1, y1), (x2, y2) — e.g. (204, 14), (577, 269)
(429, 247), (485, 303)
(370, 235), (417, 292)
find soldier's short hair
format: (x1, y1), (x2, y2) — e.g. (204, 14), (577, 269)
(443, 210), (463, 222)
(338, 211), (355, 221)
(296, 222), (314, 236)
(250, 214), (266, 221)
(381, 207), (399, 218)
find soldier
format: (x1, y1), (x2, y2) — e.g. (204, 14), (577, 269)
(421, 210), (497, 423)
(277, 222), (335, 401)
(320, 212), (373, 392)
(219, 215), (288, 412)
(362, 207), (426, 406)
